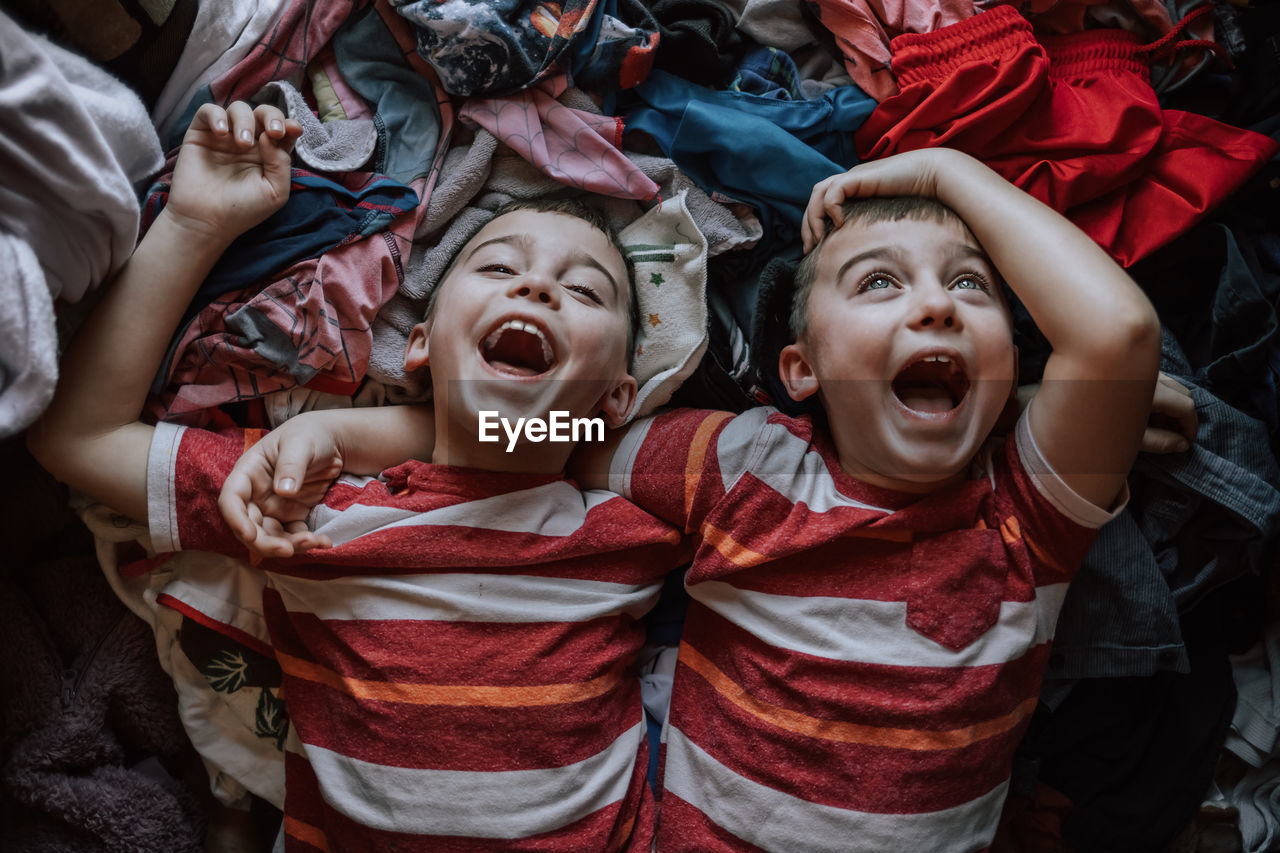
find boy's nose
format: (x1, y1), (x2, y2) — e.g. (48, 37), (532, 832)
(911, 284), (958, 330)
(510, 271), (558, 306)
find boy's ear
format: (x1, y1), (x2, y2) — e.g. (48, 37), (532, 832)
(404, 321), (431, 372)
(598, 373), (639, 429)
(779, 343), (821, 402)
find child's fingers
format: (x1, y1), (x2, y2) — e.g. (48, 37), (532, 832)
(1153, 373), (1197, 441)
(253, 103), (289, 138)
(188, 103), (231, 139)
(272, 441), (331, 496)
(283, 521), (332, 552)
(226, 100), (258, 147)
(1140, 426), (1191, 454)
(802, 176), (839, 253)
(218, 467), (263, 543)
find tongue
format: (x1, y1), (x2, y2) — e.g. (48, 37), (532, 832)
(489, 360), (540, 376)
(896, 383), (954, 414)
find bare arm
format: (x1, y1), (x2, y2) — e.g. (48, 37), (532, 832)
(27, 102), (301, 522)
(804, 149), (1161, 509)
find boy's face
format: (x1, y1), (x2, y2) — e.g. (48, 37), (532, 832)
(781, 216), (1017, 491)
(406, 210), (636, 432)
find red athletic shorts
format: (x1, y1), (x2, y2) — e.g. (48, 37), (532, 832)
(854, 5), (1278, 266)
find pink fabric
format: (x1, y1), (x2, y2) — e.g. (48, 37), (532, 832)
(809, 0), (974, 100)
(209, 0), (366, 107)
(148, 237), (400, 423)
(460, 74), (659, 201)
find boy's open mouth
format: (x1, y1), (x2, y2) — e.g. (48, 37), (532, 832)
(891, 353), (970, 414)
(481, 319), (556, 377)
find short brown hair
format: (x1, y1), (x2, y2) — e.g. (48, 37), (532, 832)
(789, 197), (973, 341)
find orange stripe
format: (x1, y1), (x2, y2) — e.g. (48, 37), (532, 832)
(241, 429), (268, 567)
(1020, 527), (1071, 579)
(243, 428), (267, 452)
(684, 412), (734, 527)
(680, 644), (1037, 751)
(278, 651), (626, 708)
(701, 522), (770, 569)
(283, 815), (331, 852)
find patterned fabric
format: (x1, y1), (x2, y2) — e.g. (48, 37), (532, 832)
(460, 73), (659, 201)
(151, 0), (455, 425)
(146, 422), (681, 851)
(394, 0), (659, 96)
(608, 407), (1119, 851)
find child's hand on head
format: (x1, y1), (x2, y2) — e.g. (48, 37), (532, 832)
(801, 149), (979, 252)
(166, 101), (303, 242)
(218, 418), (345, 558)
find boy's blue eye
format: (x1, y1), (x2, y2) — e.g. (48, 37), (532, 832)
(858, 275), (895, 293)
(952, 274), (989, 291)
(480, 263), (516, 275)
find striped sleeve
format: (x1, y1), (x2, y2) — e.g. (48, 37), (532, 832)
(608, 408), (759, 533)
(147, 421), (262, 557)
(999, 410), (1129, 584)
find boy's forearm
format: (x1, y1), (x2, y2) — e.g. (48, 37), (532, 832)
(27, 210), (233, 519)
(934, 156), (1160, 374)
(326, 405), (436, 474)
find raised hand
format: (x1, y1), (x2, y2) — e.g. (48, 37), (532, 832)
(801, 149), (964, 252)
(166, 101), (303, 243)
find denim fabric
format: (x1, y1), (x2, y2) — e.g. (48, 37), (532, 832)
(730, 45), (805, 100)
(1136, 219), (1280, 435)
(1043, 330), (1280, 685)
(1136, 330), (1280, 613)
(1046, 510), (1189, 680)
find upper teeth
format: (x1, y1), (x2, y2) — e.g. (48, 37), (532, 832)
(487, 319), (554, 365)
(925, 355), (951, 364)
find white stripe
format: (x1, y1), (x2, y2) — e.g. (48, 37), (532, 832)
(272, 572), (662, 623)
(308, 480), (616, 546)
(723, 411), (891, 513)
(663, 726), (1008, 853)
(692, 581), (1070, 666)
(304, 720), (646, 838)
(609, 416), (654, 500)
(147, 421), (187, 553)
(713, 408), (771, 492)
(1016, 406), (1126, 529)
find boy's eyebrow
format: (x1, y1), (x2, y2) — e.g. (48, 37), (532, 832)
(463, 233), (621, 299)
(835, 242), (993, 282)
(835, 246), (905, 283)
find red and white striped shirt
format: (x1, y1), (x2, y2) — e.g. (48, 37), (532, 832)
(609, 407), (1120, 852)
(147, 422), (681, 852)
